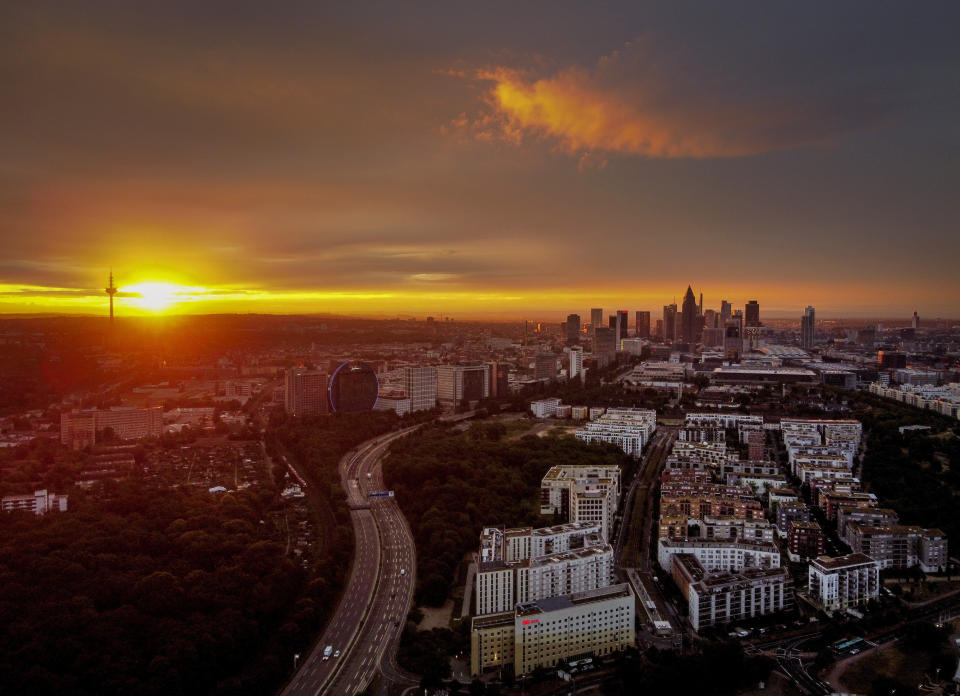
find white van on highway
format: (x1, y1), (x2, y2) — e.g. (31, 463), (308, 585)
(323, 645), (333, 660)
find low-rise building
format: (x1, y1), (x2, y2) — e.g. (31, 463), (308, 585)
(530, 398), (562, 419)
(1, 489), (68, 515)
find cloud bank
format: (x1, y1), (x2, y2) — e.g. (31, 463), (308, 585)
(470, 38), (902, 160)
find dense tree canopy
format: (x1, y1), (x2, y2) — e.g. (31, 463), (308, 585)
(384, 424), (635, 606)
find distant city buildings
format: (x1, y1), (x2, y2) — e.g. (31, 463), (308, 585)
(2, 489), (68, 515)
(574, 407), (657, 457)
(635, 311), (651, 339)
(801, 306), (816, 350)
(284, 367), (329, 417)
(534, 353), (557, 382)
(402, 366), (438, 412)
(61, 406), (164, 449)
(565, 314), (581, 345)
(437, 364), (489, 406)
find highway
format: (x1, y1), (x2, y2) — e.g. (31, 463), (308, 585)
(281, 426), (421, 696)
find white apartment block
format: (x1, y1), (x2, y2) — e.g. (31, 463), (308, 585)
(574, 408), (657, 456)
(480, 522), (604, 564)
(475, 546), (613, 615)
(530, 398), (562, 419)
(402, 366), (438, 412)
(683, 516), (775, 543)
(1, 489), (68, 515)
(541, 466), (621, 519)
(476, 523), (611, 615)
(658, 537), (781, 574)
(471, 584), (635, 677)
(569, 346), (584, 380)
(672, 555), (793, 633)
(570, 481), (617, 541)
(808, 553), (880, 614)
(685, 413), (764, 430)
(61, 406), (164, 450)
(869, 382), (960, 420)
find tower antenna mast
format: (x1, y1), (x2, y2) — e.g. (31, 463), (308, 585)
(105, 270), (118, 323)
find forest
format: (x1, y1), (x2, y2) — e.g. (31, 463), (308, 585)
(0, 409), (423, 695)
(383, 422), (636, 607)
(848, 391), (960, 544)
(0, 483), (308, 695)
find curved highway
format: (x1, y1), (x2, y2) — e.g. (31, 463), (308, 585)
(281, 426), (421, 696)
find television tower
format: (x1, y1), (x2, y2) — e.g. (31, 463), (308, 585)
(105, 270), (117, 322)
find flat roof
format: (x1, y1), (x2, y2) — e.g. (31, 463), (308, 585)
(811, 553), (876, 570)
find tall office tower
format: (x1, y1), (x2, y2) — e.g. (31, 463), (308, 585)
(486, 362), (508, 398)
(590, 308), (603, 335)
(745, 300), (761, 327)
(565, 314), (581, 344)
(403, 366), (438, 412)
(635, 311), (651, 338)
(655, 319), (664, 338)
(593, 327), (617, 356)
(569, 346), (584, 380)
(699, 292), (703, 316)
(724, 320), (743, 360)
(720, 300), (732, 326)
(704, 309), (717, 330)
(801, 306), (816, 350)
(663, 304), (677, 342)
(681, 286), (699, 344)
(616, 310), (628, 340)
(284, 368), (330, 416)
(437, 364), (490, 406)
(535, 354), (557, 381)
(912, 311), (919, 330)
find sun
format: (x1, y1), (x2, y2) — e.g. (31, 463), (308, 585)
(123, 281), (185, 312)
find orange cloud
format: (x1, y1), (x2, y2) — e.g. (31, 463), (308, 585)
(466, 40), (876, 161)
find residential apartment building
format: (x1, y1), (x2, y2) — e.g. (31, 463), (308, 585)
(657, 537), (781, 574)
(541, 466), (621, 523)
(574, 408), (657, 456)
(787, 521), (825, 562)
(671, 554), (794, 632)
(61, 406), (164, 449)
(846, 524), (948, 573)
(808, 553), (880, 614)
(530, 398), (562, 419)
(1, 489), (68, 515)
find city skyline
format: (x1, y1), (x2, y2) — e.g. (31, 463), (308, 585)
(2, 2), (959, 317)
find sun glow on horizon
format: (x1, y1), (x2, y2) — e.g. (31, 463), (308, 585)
(122, 282), (201, 312)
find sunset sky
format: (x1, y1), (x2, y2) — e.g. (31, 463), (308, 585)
(2, 1), (959, 319)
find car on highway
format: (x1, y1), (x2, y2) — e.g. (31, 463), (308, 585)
(323, 645), (333, 660)
(400, 568), (406, 575)
(334, 649), (341, 658)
